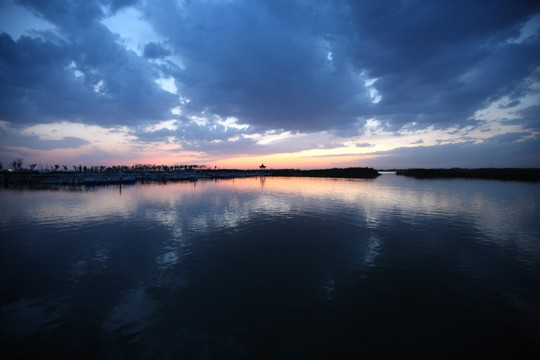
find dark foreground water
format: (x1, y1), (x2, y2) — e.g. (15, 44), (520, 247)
(1, 174), (539, 359)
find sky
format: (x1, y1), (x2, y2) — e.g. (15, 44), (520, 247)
(0, 0), (539, 170)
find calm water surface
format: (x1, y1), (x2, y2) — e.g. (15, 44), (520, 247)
(1, 174), (539, 359)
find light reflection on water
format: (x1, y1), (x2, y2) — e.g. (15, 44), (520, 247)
(1, 174), (539, 358)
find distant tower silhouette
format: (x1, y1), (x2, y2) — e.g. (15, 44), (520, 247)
(259, 164), (266, 170)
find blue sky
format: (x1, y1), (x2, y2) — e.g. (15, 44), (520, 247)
(0, 0), (539, 169)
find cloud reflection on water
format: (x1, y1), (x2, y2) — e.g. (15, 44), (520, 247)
(1, 175), (539, 358)
(1, 175), (537, 254)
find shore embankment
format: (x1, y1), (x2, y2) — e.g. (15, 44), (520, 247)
(0, 167), (381, 187)
(396, 168), (540, 182)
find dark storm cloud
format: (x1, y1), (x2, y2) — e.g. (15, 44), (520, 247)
(144, 0), (372, 132)
(0, 29), (177, 126)
(0, 1), (177, 127)
(346, 0), (540, 129)
(140, 0), (540, 133)
(1, 0), (539, 141)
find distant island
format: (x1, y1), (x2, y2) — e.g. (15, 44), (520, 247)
(396, 168), (540, 182)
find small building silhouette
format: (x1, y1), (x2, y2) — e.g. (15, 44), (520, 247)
(259, 164), (266, 170)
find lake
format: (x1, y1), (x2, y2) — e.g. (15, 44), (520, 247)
(1, 173), (539, 359)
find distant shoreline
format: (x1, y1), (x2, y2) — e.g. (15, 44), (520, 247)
(3, 167), (540, 187)
(395, 168), (540, 182)
(0, 167), (380, 187)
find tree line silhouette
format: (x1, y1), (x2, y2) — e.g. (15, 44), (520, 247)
(3, 157), (207, 173)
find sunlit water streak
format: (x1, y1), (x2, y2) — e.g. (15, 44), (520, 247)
(1, 174), (539, 359)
